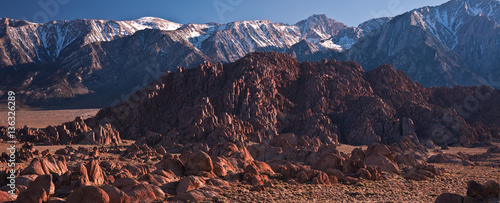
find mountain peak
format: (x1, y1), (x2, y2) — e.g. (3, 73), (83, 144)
(296, 14), (342, 25)
(0, 17), (33, 27)
(443, 0), (500, 21)
(231, 19), (272, 25)
(131, 16), (183, 30)
(358, 17), (392, 32)
(133, 16), (180, 24)
(295, 14), (347, 43)
(135, 16), (165, 21)
(307, 14), (329, 20)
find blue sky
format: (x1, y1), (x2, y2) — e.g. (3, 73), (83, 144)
(1, 0), (449, 26)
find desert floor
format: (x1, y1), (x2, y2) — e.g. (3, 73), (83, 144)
(0, 107), (100, 129)
(1, 108), (499, 202)
(0, 141), (497, 202)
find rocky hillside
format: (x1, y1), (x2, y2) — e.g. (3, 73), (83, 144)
(82, 52), (498, 148)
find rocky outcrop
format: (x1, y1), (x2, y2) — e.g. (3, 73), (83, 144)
(15, 175), (54, 203)
(66, 186), (110, 203)
(87, 52), (498, 149)
(5, 117), (122, 146)
(101, 185), (131, 203)
(21, 157), (68, 176)
(435, 180), (500, 203)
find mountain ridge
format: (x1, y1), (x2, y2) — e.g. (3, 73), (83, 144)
(0, 14), (371, 107)
(1, 0), (500, 107)
(343, 0), (500, 87)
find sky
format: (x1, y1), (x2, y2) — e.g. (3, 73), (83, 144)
(0, 0), (450, 27)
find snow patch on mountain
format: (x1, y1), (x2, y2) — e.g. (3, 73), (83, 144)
(318, 39), (342, 52)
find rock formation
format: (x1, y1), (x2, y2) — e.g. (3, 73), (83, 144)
(89, 52), (498, 148)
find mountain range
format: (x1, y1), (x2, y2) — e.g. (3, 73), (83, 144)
(344, 0), (500, 87)
(0, 0), (499, 107)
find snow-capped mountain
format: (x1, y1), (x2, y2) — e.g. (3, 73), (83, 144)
(343, 0), (500, 87)
(2, 0), (500, 107)
(0, 15), (373, 106)
(0, 17), (181, 66)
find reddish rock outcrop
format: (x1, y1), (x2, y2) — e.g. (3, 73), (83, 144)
(86, 159), (107, 185)
(101, 185), (131, 203)
(80, 52), (498, 153)
(7, 117), (122, 146)
(66, 186), (110, 203)
(0, 191), (16, 202)
(15, 175), (54, 203)
(176, 175), (206, 194)
(21, 156), (68, 176)
(184, 151), (213, 176)
(434, 180), (500, 203)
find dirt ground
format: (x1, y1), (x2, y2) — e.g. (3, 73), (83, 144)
(0, 107), (100, 128)
(218, 163), (500, 203)
(219, 145), (500, 203)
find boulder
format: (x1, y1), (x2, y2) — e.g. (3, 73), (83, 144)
(101, 185), (131, 203)
(364, 154), (400, 174)
(270, 133), (298, 147)
(66, 186), (110, 203)
(423, 140), (437, 149)
(74, 164), (90, 186)
(21, 157), (68, 176)
(252, 161), (274, 175)
(483, 180), (500, 199)
(158, 153), (185, 176)
(428, 123), (454, 145)
(16, 175), (55, 203)
(185, 151), (213, 174)
(126, 183), (159, 202)
(434, 193), (463, 203)
(209, 142), (253, 162)
(462, 160), (475, 167)
(172, 187), (221, 202)
(176, 176), (206, 194)
(86, 159), (107, 185)
(467, 181), (486, 200)
(487, 146), (500, 154)
(356, 168), (372, 180)
(112, 178), (159, 202)
(313, 153), (344, 171)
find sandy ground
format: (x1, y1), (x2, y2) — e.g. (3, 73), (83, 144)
(0, 107), (100, 128)
(0, 140), (134, 154)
